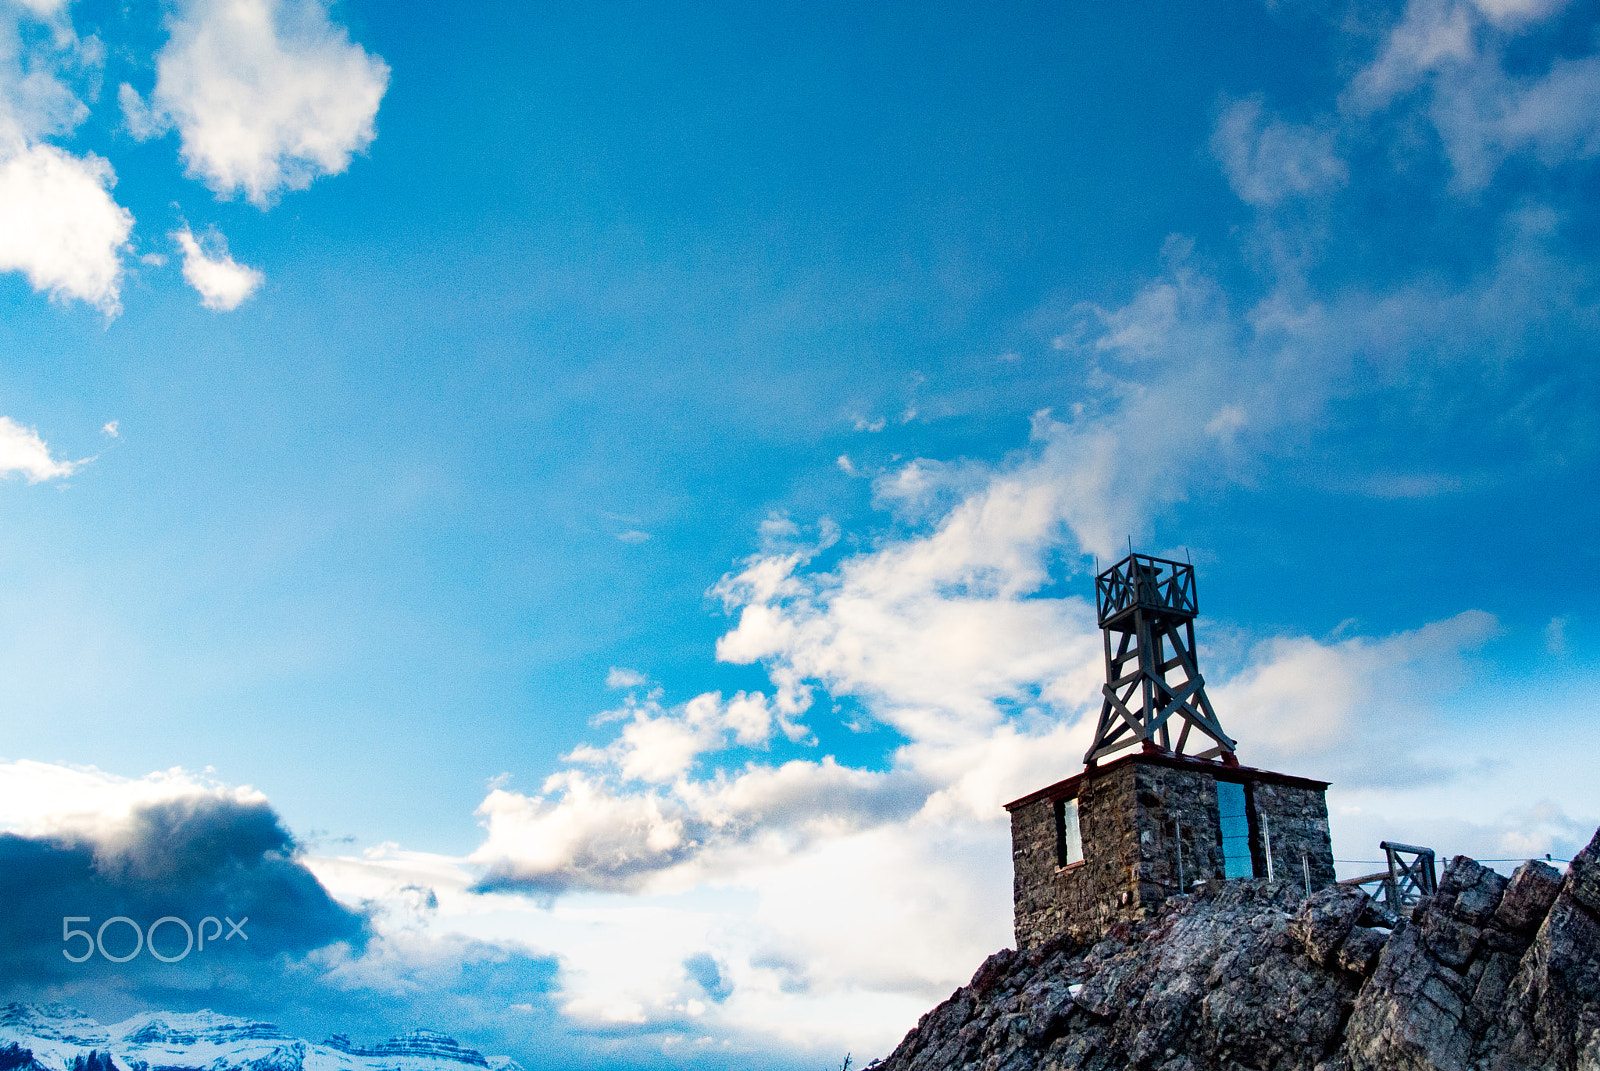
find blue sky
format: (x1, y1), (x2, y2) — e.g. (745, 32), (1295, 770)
(1, 0), (1598, 1065)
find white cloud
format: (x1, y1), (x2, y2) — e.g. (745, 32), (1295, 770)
(1544, 615), (1567, 654)
(174, 225), (264, 310)
(473, 774), (695, 894)
(1433, 53), (1600, 190)
(1212, 98), (1347, 207)
(134, 0), (389, 206)
(0, 416), (84, 482)
(0, 759), (267, 843)
(0, 144), (132, 313)
(0, 2), (134, 313)
(101, 421), (119, 438)
(606, 667), (648, 689)
(116, 82), (165, 141)
(1346, 0), (1479, 108)
(1468, 0), (1568, 26)
(1214, 611), (1499, 785)
(1344, 0), (1600, 190)
(713, 462), (1104, 732)
(0, 3), (96, 149)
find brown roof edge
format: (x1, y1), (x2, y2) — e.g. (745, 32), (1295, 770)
(1003, 751), (1331, 811)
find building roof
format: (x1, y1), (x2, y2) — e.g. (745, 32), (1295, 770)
(1003, 750), (1332, 811)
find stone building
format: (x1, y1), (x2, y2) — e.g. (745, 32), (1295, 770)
(1005, 554), (1336, 950)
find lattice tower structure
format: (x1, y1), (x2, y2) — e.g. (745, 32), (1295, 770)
(1083, 553), (1237, 766)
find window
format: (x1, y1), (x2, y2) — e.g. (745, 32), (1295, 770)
(1216, 780), (1253, 879)
(1055, 797), (1083, 867)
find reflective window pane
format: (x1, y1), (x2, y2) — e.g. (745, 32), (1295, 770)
(1216, 780), (1253, 879)
(1056, 797), (1083, 866)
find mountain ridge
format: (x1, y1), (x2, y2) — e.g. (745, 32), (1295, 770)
(0, 1008), (521, 1071)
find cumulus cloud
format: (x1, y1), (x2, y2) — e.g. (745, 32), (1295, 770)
(0, 762), (568, 1056)
(0, 2), (135, 313)
(0, 759), (267, 842)
(713, 468), (1103, 735)
(471, 397), (1503, 901)
(470, 686), (927, 895)
(0, 416), (85, 482)
(174, 226), (264, 309)
(0, 761), (366, 1003)
(0, 144), (133, 313)
(131, 0), (390, 206)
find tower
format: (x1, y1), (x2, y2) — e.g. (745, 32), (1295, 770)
(1005, 551), (1336, 950)
(1084, 554), (1235, 765)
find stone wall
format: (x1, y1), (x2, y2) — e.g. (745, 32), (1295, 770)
(1249, 778), (1338, 890)
(1010, 763), (1140, 951)
(1009, 754), (1335, 950)
(1127, 761), (1226, 902)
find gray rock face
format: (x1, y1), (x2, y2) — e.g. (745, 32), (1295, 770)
(871, 826), (1600, 1071)
(1482, 843), (1600, 1071)
(1288, 884), (1369, 968)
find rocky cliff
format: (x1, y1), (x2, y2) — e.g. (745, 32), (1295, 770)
(871, 825), (1600, 1071)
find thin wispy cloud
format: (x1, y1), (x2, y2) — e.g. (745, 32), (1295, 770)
(605, 667), (647, 689)
(1344, 0), (1600, 190)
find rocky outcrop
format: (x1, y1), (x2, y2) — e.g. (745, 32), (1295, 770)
(872, 826), (1600, 1071)
(0, 1045), (48, 1071)
(323, 1032), (489, 1066)
(67, 1054), (116, 1071)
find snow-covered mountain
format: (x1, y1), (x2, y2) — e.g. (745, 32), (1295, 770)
(0, 1006), (522, 1071)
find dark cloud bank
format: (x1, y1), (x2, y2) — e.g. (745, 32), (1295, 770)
(0, 796), (564, 1066)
